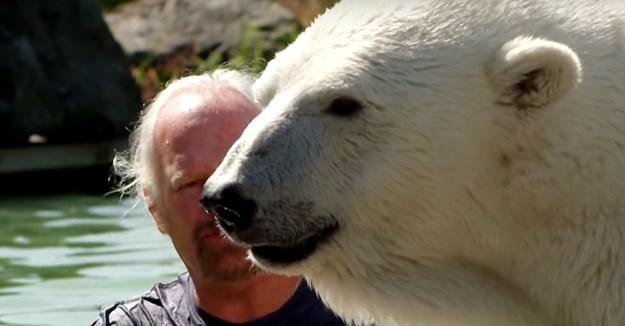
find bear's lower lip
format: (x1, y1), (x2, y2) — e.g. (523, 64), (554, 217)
(250, 223), (339, 264)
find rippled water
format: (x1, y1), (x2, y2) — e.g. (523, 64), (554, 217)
(0, 195), (184, 326)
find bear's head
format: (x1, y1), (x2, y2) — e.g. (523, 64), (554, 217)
(202, 1), (583, 279)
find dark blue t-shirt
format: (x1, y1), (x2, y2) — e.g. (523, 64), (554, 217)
(197, 278), (343, 325)
(92, 272), (346, 326)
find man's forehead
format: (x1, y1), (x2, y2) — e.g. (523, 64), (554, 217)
(156, 88), (240, 135)
(155, 106), (236, 186)
(153, 84), (258, 175)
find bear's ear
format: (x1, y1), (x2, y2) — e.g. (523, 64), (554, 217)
(489, 36), (582, 110)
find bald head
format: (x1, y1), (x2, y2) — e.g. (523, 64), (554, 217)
(113, 70), (259, 201)
(155, 85), (258, 159)
(153, 85), (259, 193)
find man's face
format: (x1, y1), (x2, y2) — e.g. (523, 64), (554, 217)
(151, 88), (259, 282)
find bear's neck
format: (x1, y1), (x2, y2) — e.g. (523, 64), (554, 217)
(309, 260), (550, 326)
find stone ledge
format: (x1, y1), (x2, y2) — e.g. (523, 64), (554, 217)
(0, 139), (127, 174)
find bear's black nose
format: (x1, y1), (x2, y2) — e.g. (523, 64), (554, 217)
(200, 183), (257, 232)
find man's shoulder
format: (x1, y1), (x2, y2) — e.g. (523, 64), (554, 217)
(91, 274), (192, 326)
(91, 290), (167, 326)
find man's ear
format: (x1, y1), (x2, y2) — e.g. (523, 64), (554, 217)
(143, 187), (168, 234)
(489, 36), (582, 110)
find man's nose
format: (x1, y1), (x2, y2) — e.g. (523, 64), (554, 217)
(200, 183), (257, 232)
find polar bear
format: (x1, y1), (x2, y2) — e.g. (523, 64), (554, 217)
(201, 0), (625, 325)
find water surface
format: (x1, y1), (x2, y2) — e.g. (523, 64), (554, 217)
(0, 195), (184, 326)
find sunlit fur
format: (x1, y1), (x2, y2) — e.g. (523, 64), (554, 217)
(204, 0), (625, 325)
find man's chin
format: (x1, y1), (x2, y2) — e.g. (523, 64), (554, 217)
(196, 246), (259, 282)
(199, 263), (261, 282)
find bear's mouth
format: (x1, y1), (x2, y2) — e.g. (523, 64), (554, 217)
(250, 223), (339, 265)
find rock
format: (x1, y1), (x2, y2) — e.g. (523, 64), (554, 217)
(104, 0), (297, 62)
(0, 0), (142, 147)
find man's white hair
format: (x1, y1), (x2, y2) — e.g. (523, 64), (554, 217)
(113, 69), (256, 200)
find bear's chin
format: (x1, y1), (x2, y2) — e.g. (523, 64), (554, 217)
(250, 223), (339, 265)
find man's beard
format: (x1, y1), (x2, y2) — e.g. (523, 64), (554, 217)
(194, 218), (262, 282)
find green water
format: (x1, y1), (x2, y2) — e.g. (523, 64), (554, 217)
(0, 195), (184, 326)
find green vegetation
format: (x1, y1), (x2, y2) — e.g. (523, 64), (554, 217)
(131, 24), (302, 100)
(97, 0), (305, 99)
(209, 24), (300, 73)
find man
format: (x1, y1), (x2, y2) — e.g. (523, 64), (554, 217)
(93, 70), (345, 325)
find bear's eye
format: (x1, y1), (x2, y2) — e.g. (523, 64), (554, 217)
(324, 96), (363, 117)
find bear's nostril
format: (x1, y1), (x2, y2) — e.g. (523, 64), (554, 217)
(200, 183), (257, 232)
(213, 205), (241, 232)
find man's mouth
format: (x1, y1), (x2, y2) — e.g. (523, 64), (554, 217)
(198, 217), (227, 240)
(249, 223), (339, 265)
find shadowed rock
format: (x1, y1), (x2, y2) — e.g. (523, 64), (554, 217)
(0, 0), (142, 147)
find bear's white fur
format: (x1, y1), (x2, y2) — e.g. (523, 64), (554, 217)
(204, 0), (625, 325)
